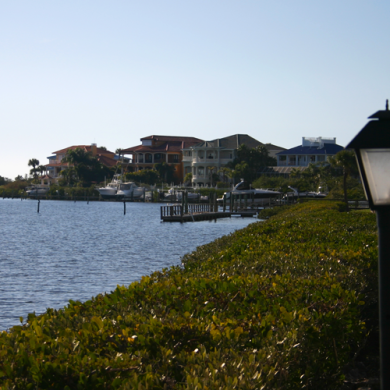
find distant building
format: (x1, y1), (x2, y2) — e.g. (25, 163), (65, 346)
(182, 134), (285, 186)
(121, 135), (203, 184)
(263, 143), (286, 159)
(276, 137), (344, 168)
(45, 144), (117, 179)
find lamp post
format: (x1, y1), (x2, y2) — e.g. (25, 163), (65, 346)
(346, 101), (390, 389)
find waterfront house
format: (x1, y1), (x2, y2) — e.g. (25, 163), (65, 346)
(121, 135), (204, 184)
(276, 137), (344, 168)
(45, 144), (117, 179)
(182, 134), (285, 186)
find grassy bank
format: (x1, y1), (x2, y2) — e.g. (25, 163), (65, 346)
(0, 202), (378, 389)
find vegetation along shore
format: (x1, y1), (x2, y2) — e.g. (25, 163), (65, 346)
(0, 202), (379, 389)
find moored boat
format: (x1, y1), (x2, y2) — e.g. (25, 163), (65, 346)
(218, 180), (281, 205)
(97, 175), (123, 199)
(25, 185), (50, 197)
(283, 186), (327, 201)
(115, 182), (145, 199)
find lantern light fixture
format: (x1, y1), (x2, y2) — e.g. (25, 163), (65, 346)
(346, 101), (390, 389)
(346, 100), (390, 209)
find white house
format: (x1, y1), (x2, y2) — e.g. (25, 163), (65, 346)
(276, 137), (344, 167)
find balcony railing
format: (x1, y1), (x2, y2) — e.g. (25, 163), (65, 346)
(191, 158), (232, 164)
(47, 160), (63, 165)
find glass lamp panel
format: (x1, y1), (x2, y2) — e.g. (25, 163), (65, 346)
(360, 149), (390, 205)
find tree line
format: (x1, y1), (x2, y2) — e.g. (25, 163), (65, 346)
(3, 146), (362, 205)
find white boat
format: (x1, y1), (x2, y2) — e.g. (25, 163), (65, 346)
(218, 180), (282, 205)
(165, 188), (206, 202)
(97, 175), (123, 199)
(176, 191), (202, 202)
(163, 188), (178, 201)
(284, 186), (327, 200)
(25, 185), (50, 197)
(116, 182), (145, 199)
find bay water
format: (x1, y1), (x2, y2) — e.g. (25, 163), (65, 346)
(0, 199), (257, 330)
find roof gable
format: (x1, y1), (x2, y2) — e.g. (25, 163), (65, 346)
(122, 136), (203, 154)
(190, 134), (264, 150)
(52, 145), (114, 155)
(140, 135), (203, 143)
(277, 143), (344, 156)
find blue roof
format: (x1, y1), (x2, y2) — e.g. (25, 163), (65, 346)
(277, 143), (344, 156)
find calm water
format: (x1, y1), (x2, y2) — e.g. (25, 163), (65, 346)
(0, 199), (257, 330)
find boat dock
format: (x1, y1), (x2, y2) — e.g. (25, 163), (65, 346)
(161, 204), (257, 222)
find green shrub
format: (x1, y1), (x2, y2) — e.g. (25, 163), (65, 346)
(216, 181), (229, 189)
(257, 205), (291, 219)
(0, 202), (378, 389)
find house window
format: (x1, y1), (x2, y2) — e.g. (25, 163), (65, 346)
(168, 154), (179, 163)
(154, 153), (165, 163)
(138, 153), (144, 163)
(198, 167), (205, 176)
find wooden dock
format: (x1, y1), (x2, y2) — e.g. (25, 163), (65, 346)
(161, 204), (257, 222)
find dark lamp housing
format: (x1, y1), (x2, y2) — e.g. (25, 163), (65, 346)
(346, 101), (390, 209)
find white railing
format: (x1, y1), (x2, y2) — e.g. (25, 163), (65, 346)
(47, 160), (62, 165)
(191, 158), (231, 164)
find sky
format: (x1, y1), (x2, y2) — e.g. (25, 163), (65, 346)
(1, 1), (389, 180)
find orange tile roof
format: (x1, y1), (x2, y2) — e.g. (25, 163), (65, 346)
(140, 135), (203, 143)
(46, 153), (117, 168)
(122, 137), (203, 154)
(52, 145), (114, 155)
(97, 155), (117, 167)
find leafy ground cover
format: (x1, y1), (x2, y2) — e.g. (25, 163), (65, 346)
(0, 202), (379, 389)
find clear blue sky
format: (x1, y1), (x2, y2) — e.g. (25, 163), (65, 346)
(1, 1), (389, 179)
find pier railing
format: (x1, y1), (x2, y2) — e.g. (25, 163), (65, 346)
(160, 203), (212, 218)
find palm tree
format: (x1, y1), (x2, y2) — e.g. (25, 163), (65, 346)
(60, 167), (77, 186)
(38, 165), (47, 177)
(183, 172), (192, 186)
(329, 150), (358, 210)
(154, 162), (174, 183)
(28, 158), (40, 182)
(218, 167), (233, 185)
(62, 148), (98, 183)
(207, 166), (216, 186)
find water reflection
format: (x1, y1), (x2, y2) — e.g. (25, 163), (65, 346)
(0, 199), (256, 330)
